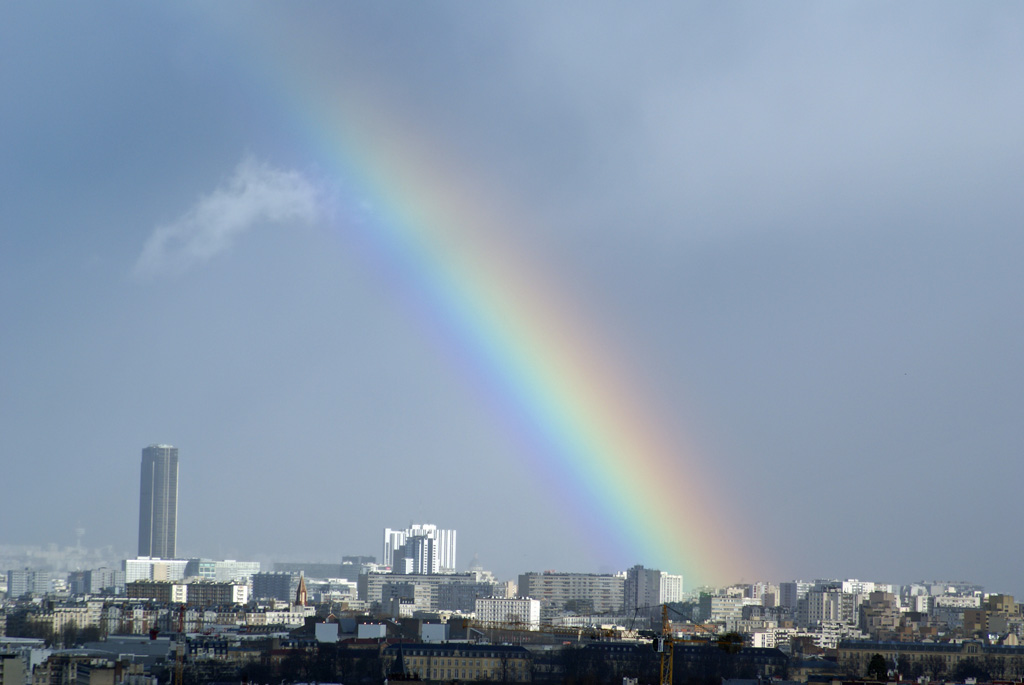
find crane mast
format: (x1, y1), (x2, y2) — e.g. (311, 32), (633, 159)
(660, 604), (673, 685)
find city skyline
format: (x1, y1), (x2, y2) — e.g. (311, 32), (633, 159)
(2, 3), (1023, 593)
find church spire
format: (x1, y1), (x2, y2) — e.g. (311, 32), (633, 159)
(295, 572), (307, 607)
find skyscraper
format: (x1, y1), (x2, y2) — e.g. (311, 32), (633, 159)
(138, 444), (178, 559)
(382, 524), (457, 574)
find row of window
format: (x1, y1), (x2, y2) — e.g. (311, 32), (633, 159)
(402, 651), (525, 660)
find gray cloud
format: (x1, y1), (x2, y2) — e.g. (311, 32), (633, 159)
(133, 157), (319, 277)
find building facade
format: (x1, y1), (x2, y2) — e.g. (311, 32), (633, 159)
(517, 571), (625, 617)
(359, 572), (481, 610)
(475, 597), (541, 629)
(382, 643), (531, 683)
(838, 639), (1024, 679)
(5, 570), (51, 598)
(124, 557), (188, 583)
(624, 565), (684, 614)
(252, 572), (298, 602)
(138, 445), (179, 559)
(184, 559), (261, 583)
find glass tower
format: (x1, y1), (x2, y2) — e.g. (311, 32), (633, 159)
(138, 444), (178, 558)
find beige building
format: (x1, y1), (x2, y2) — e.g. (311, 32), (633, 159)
(0, 653), (26, 685)
(383, 643), (531, 682)
(838, 639), (1024, 679)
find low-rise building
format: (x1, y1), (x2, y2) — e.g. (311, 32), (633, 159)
(382, 643), (531, 682)
(838, 639), (1024, 679)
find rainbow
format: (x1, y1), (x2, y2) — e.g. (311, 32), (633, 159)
(213, 9), (754, 588)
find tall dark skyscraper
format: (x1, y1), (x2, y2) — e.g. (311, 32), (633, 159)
(138, 444), (178, 559)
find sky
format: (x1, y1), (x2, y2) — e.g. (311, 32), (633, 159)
(2, 2), (1023, 593)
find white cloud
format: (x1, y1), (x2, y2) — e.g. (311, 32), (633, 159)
(133, 157), (319, 277)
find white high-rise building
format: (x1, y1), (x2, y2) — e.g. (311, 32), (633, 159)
(383, 529), (407, 568)
(382, 524), (457, 574)
(660, 572), (684, 603)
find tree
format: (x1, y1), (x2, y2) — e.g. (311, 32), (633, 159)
(717, 632), (745, 655)
(907, 661), (924, 681)
(60, 623), (79, 649)
(955, 658), (991, 683)
(867, 653), (888, 681)
(924, 654), (946, 681)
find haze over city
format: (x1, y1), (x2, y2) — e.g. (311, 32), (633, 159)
(2, 3), (1023, 593)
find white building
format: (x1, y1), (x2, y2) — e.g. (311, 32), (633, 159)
(660, 573), (684, 604)
(934, 594), (982, 609)
(382, 524), (457, 574)
(699, 594), (750, 624)
(185, 559), (261, 583)
(815, 621), (867, 649)
(841, 579), (876, 595)
(5, 570), (52, 597)
(475, 597), (541, 630)
(123, 557), (188, 583)
(244, 605), (315, 627)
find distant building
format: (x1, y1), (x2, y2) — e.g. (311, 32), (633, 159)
(779, 581), (813, 610)
(252, 572), (298, 602)
(437, 582), (502, 613)
(359, 572), (481, 610)
(185, 559), (260, 583)
(127, 581), (187, 604)
(272, 562), (342, 579)
(699, 593), (748, 624)
(383, 524), (457, 574)
(342, 555), (375, 566)
(186, 581), (249, 606)
(126, 580), (249, 606)
(475, 597), (541, 629)
(68, 571), (119, 596)
(624, 565), (683, 614)
(517, 571), (624, 617)
(124, 557), (187, 583)
(138, 444), (178, 559)
(5, 570), (51, 598)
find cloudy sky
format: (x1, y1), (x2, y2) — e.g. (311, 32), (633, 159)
(2, 2), (1022, 592)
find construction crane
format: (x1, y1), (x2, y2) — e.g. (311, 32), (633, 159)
(174, 605), (185, 685)
(658, 604), (673, 685)
(635, 603), (721, 643)
(637, 603), (726, 685)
